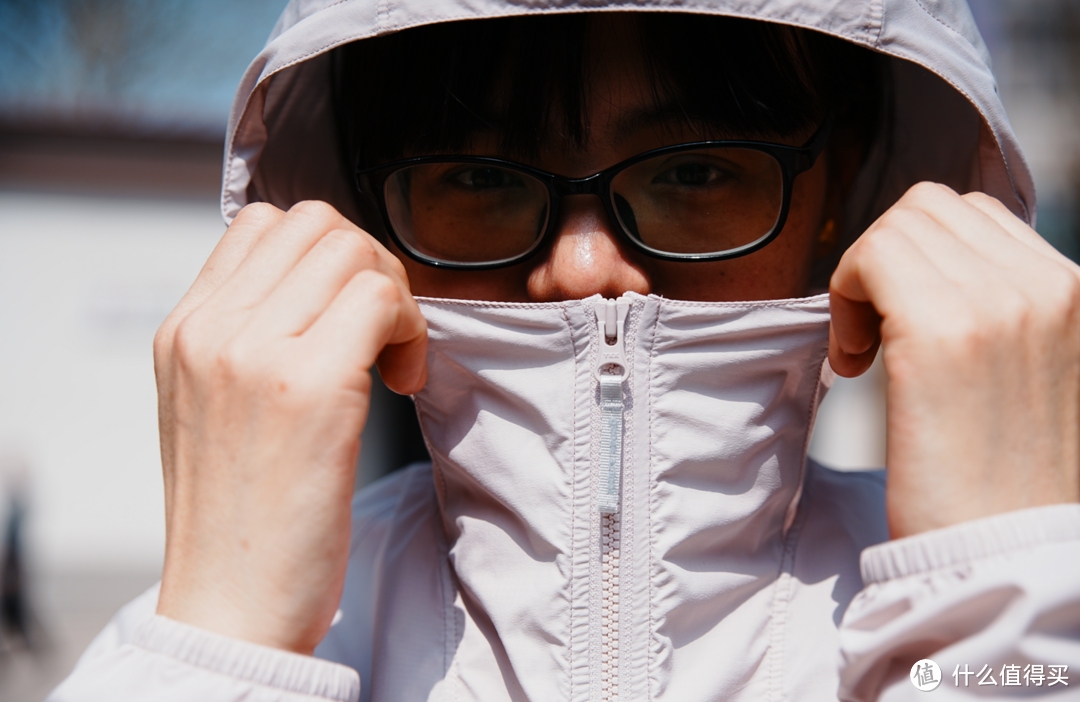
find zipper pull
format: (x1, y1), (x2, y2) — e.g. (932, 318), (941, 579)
(594, 297), (630, 514)
(594, 297), (630, 381)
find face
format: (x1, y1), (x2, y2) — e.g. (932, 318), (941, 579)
(389, 18), (838, 303)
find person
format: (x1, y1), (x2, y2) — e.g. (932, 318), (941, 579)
(49, 1), (1080, 701)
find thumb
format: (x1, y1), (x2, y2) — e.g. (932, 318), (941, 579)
(376, 333), (429, 395)
(828, 299), (881, 378)
(829, 255), (882, 378)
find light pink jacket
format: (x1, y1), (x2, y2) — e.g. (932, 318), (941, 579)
(48, 1), (1080, 701)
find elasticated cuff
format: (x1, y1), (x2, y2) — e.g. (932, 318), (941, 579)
(860, 503), (1080, 585)
(134, 615), (360, 702)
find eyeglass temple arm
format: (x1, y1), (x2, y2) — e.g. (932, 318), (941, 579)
(794, 111), (837, 172)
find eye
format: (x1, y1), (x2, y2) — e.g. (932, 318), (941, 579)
(651, 161), (731, 187)
(451, 167), (525, 190)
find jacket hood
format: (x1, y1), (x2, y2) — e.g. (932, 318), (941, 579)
(221, 0), (1035, 249)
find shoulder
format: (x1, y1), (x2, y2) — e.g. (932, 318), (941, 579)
(796, 460), (889, 567)
(348, 461), (440, 556)
(788, 461), (888, 611)
(803, 460), (888, 547)
(317, 463), (449, 679)
(778, 462), (890, 692)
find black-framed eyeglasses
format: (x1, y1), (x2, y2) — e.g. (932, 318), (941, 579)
(355, 116), (833, 270)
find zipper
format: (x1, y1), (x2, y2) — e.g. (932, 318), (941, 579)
(594, 297), (630, 514)
(594, 296), (630, 702)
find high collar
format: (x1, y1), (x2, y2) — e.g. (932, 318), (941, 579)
(411, 292), (833, 701)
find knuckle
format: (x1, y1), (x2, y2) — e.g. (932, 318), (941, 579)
(169, 316), (223, 383)
(236, 201), (282, 221)
(857, 224), (902, 260)
(1042, 269), (1080, 322)
(290, 199), (341, 224)
(359, 269), (403, 304)
(995, 292), (1032, 336)
(879, 204), (929, 232)
(961, 190), (998, 208)
(935, 313), (991, 356)
(211, 339), (254, 386)
(153, 319), (176, 361)
(907, 181), (949, 199)
(387, 252), (409, 281)
(169, 316), (204, 365)
(324, 228), (379, 265)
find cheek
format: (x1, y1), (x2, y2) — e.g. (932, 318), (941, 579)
(395, 241), (533, 301)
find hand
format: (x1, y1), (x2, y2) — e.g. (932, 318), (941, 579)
(828, 182), (1080, 539)
(153, 201), (427, 654)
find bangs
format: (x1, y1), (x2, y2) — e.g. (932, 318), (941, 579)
(334, 13), (881, 169)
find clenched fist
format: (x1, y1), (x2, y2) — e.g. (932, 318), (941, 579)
(153, 201), (427, 654)
(829, 183), (1080, 539)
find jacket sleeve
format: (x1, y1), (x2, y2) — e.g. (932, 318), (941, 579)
(837, 504), (1080, 701)
(45, 585), (361, 702)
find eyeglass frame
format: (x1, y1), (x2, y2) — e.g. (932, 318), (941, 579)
(354, 114), (835, 270)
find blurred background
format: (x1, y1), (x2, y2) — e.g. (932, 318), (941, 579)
(0, 0), (1077, 699)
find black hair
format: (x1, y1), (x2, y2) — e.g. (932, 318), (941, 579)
(333, 13), (884, 171)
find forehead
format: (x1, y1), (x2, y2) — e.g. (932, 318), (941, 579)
(481, 17), (785, 154)
(342, 13), (835, 169)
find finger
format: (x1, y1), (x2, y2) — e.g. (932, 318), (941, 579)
(899, 187), (1080, 317)
(829, 222), (957, 377)
(901, 184), (1053, 275)
(376, 336), (429, 396)
(304, 270), (429, 395)
(881, 197), (1021, 297)
(210, 201), (364, 314)
(246, 227), (408, 340)
(828, 297), (881, 377)
(828, 237), (881, 378)
(962, 191), (1076, 265)
(155, 204), (286, 378)
(161, 204), (285, 330)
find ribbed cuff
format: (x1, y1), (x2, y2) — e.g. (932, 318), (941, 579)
(861, 504), (1080, 585)
(134, 615), (360, 702)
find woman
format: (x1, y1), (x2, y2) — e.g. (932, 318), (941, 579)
(51, 2), (1080, 701)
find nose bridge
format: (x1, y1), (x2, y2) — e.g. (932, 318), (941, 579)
(554, 172), (606, 197)
(526, 188), (650, 301)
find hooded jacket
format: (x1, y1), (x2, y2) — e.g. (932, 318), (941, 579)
(49, 1), (1080, 701)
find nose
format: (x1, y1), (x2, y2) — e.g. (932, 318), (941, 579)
(526, 195), (651, 302)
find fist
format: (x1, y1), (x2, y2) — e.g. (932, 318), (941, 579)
(154, 201), (427, 654)
(829, 183), (1080, 539)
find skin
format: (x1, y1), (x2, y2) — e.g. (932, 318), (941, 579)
(153, 20), (1080, 655)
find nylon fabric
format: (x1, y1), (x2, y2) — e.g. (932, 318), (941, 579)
(399, 292), (838, 701)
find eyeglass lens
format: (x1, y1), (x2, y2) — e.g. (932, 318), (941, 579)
(385, 164), (550, 263)
(610, 148), (783, 254)
(383, 147), (783, 264)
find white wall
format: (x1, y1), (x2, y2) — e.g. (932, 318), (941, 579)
(808, 356), (887, 471)
(0, 192), (222, 572)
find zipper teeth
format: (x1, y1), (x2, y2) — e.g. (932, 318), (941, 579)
(600, 512), (621, 701)
(593, 296), (629, 702)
